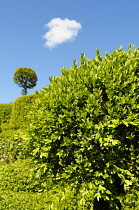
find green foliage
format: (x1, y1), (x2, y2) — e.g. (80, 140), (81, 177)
(123, 191), (139, 209)
(0, 159), (93, 209)
(13, 67), (38, 95)
(0, 191), (49, 210)
(0, 159), (138, 209)
(10, 94), (38, 129)
(0, 103), (12, 127)
(0, 130), (29, 162)
(0, 183), (94, 210)
(0, 180), (138, 209)
(0, 159), (56, 193)
(0, 159), (34, 192)
(26, 45), (139, 209)
(0, 122), (11, 132)
(0, 96), (37, 162)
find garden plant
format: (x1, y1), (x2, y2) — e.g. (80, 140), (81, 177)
(26, 45), (139, 209)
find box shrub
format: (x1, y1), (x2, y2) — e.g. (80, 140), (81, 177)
(0, 130), (29, 163)
(0, 103), (12, 124)
(10, 93), (38, 129)
(0, 159), (38, 192)
(0, 190), (49, 210)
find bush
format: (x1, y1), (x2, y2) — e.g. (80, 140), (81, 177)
(0, 122), (12, 132)
(0, 159), (39, 192)
(123, 191), (139, 209)
(0, 130), (17, 162)
(0, 103), (12, 131)
(0, 181), (138, 209)
(0, 130), (29, 163)
(0, 185), (92, 210)
(0, 159), (138, 209)
(0, 190), (49, 210)
(0, 159), (94, 209)
(26, 45), (139, 209)
(10, 94), (38, 129)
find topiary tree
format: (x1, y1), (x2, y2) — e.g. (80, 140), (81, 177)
(26, 45), (139, 209)
(13, 67), (38, 95)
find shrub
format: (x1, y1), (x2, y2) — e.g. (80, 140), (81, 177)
(0, 130), (29, 163)
(10, 94), (38, 129)
(0, 184), (92, 210)
(0, 186), (138, 209)
(123, 191), (139, 209)
(0, 103), (12, 130)
(26, 45), (139, 209)
(0, 159), (32, 191)
(0, 122), (12, 132)
(0, 191), (48, 210)
(0, 159), (42, 192)
(0, 130), (16, 162)
(0, 160), (138, 209)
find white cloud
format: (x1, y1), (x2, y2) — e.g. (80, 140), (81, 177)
(43, 18), (82, 49)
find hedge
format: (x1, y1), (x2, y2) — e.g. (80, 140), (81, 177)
(10, 94), (38, 129)
(0, 103), (12, 125)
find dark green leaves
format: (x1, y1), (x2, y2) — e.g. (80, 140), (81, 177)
(14, 67), (38, 95)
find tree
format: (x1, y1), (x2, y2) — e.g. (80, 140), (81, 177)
(27, 45), (139, 209)
(14, 67), (38, 95)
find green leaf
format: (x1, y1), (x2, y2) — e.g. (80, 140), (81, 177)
(124, 180), (133, 188)
(106, 190), (111, 195)
(122, 120), (129, 127)
(95, 192), (101, 201)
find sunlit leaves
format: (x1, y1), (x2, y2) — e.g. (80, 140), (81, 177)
(27, 45), (139, 208)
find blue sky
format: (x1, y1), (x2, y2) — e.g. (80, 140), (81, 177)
(1, 0), (139, 103)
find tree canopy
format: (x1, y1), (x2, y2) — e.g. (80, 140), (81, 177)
(13, 67), (38, 95)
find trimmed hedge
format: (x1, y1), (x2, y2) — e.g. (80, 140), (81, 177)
(10, 94), (38, 129)
(0, 159), (33, 192)
(0, 159), (46, 193)
(0, 103), (12, 125)
(0, 191), (48, 210)
(0, 130), (29, 163)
